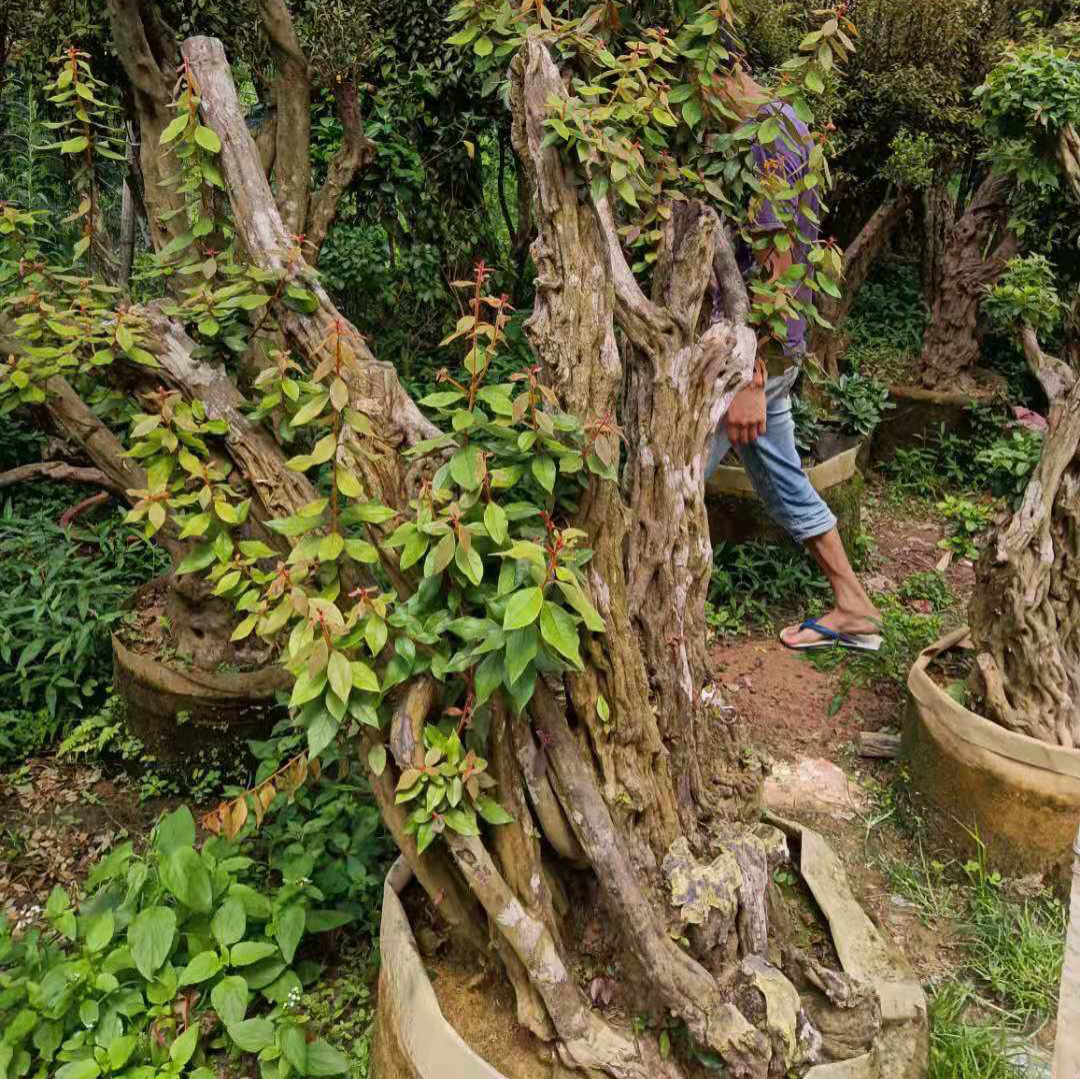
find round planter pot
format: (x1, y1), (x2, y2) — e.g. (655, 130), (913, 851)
(706, 441), (864, 551)
(113, 636), (289, 765)
(905, 628), (1080, 879)
(373, 820), (928, 1079)
(870, 384), (1000, 467)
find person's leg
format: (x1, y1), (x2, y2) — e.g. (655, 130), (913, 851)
(734, 375), (879, 645)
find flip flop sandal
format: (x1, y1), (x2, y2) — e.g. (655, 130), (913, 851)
(780, 618), (883, 653)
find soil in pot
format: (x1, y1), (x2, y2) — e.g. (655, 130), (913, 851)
(113, 577), (288, 763)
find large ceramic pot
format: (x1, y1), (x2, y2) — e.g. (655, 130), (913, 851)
(706, 438), (865, 551)
(372, 820), (928, 1079)
(905, 628), (1080, 880)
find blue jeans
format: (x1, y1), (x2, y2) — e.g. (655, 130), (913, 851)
(706, 368), (837, 543)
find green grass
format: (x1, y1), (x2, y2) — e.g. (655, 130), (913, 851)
(929, 983), (1024, 1079)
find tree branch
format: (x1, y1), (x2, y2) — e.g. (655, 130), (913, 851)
(1020, 324), (1076, 405)
(0, 461), (123, 495)
(181, 35), (438, 513)
(307, 78), (375, 260)
(257, 0), (312, 235)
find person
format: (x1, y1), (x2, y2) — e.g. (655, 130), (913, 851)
(707, 64), (882, 652)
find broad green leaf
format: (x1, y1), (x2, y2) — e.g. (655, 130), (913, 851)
(368, 743), (387, 777)
(503, 587), (543, 631)
(306, 910), (354, 933)
(531, 455), (556, 493)
(170, 1025), (199, 1067)
(211, 975), (249, 1025)
(449, 446), (483, 491)
(351, 659), (380, 693)
(226, 1018), (276, 1053)
(108, 1035), (138, 1070)
(474, 651), (503, 706)
(556, 580), (606, 633)
(483, 502), (508, 545)
(194, 125), (222, 153)
(84, 911), (114, 953)
(128, 906), (176, 980)
(307, 712), (340, 758)
(476, 797), (515, 825)
(161, 847), (212, 913)
(229, 941), (280, 966)
(290, 667), (327, 708)
(211, 897), (247, 949)
(275, 905), (306, 965)
(56, 1062), (99, 1079)
(327, 651), (352, 706)
(179, 950), (222, 985)
(539, 603), (582, 668)
(505, 625), (538, 686)
(305, 1040), (349, 1077)
(160, 113), (189, 143)
(280, 1026), (308, 1074)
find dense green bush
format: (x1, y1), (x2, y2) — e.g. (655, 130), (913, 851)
(0, 486), (166, 761)
(0, 805), (363, 1079)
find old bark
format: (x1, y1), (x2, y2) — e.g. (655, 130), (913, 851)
(918, 172), (1017, 392)
(25, 26), (870, 1077)
(814, 191), (911, 375)
(970, 323), (1080, 748)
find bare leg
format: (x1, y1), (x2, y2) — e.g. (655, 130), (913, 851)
(780, 528), (880, 647)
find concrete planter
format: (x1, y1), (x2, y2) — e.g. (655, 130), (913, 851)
(706, 441), (864, 551)
(113, 630), (287, 764)
(870, 384), (1000, 467)
(905, 628), (1080, 880)
(373, 823), (927, 1079)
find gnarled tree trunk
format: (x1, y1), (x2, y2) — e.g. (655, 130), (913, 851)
(918, 171), (1017, 392)
(21, 26), (897, 1077)
(970, 322), (1080, 748)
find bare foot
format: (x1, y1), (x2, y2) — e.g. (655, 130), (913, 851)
(780, 607), (882, 648)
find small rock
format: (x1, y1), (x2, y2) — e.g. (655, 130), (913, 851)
(763, 758), (868, 821)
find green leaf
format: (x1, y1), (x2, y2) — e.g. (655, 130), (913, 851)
(128, 906), (176, 980)
(505, 624), (539, 686)
(350, 660), (380, 693)
(227, 1018), (276, 1053)
(444, 808), (481, 835)
(483, 502), (508, 545)
(211, 975), (249, 1026)
(281, 1026), (309, 1074)
(327, 651), (352, 707)
(175, 543), (217, 575)
(476, 797), (515, 825)
(556, 580), (606, 633)
(597, 695), (611, 724)
(682, 98), (703, 128)
(194, 125), (222, 153)
(59, 135), (89, 154)
(474, 35), (494, 57)
(306, 1040), (349, 1077)
(179, 950), (222, 985)
(290, 667), (327, 708)
(160, 113), (190, 143)
(161, 847), (212, 913)
(368, 743), (387, 777)
(306, 910), (354, 933)
(84, 910), (114, 953)
(108, 1035), (139, 1070)
(531, 455), (556, 493)
(503, 587), (544, 631)
(275, 905), (307, 965)
(307, 711), (340, 758)
(474, 651), (503, 706)
(212, 897), (247, 949)
(539, 603), (582, 668)
(170, 1025), (199, 1067)
(56, 1062), (99, 1079)
(450, 446), (483, 491)
(230, 941), (280, 966)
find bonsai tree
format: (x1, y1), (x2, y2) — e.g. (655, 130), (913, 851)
(0, 3), (857, 1075)
(967, 26), (1080, 749)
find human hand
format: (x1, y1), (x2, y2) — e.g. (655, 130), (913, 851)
(724, 384), (766, 446)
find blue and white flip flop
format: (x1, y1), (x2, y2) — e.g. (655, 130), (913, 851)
(781, 618), (883, 653)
